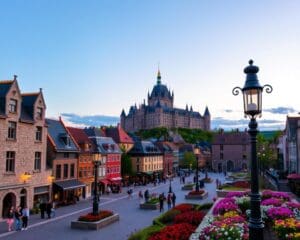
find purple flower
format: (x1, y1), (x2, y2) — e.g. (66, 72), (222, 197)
(261, 198), (282, 207)
(213, 198), (238, 215)
(267, 207), (294, 220)
(226, 191), (247, 198)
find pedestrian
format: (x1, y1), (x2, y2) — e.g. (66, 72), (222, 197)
(14, 206), (22, 231)
(6, 207), (14, 232)
(21, 205), (29, 230)
(138, 190), (143, 203)
(40, 201), (46, 219)
(159, 193), (165, 212)
(46, 201), (52, 219)
(183, 176), (185, 184)
(144, 189), (149, 203)
(167, 193), (172, 210)
(107, 186), (111, 195)
(171, 192), (176, 208)
(51, 201), (56, 218)
(216, 178), (219, 188)
(127, 188), (133, 198)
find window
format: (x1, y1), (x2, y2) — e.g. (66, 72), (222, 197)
(36, 107), (43, 119)
(220, 153), (224, 160)
(35, 127), (42, 141)
(64, 153), (69, 158)
(63, 164), (68, 178)
(9, 99), (17, 113)
(34, 152), (41, 171)
(6, 151), (15, 172)
(243, 154), (247, 160)
(8, 121), (16, 139)
(136, 165), (139, 172)
(243, 145), (247, 151)
(56, 165), (61, 179)
(220, 145), (223, 151)
(70, 163), (75, 178)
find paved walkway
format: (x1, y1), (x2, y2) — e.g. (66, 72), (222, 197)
(0, 172), (225, 240)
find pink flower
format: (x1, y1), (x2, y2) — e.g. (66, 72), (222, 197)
(267, 207), (294, 220)
(261, 198), (283, 207)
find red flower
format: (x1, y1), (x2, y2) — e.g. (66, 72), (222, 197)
(174, 211), (205, 226)
(148, 223), (196, 240)
(233, 181), (250, 188)
(188, 190), (205, 196)
(173, 204), (194, 213)
(78, 210), (113, 222)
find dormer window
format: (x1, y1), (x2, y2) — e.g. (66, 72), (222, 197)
(9, 99), (17, 113)
(36, 107), (43, 120)
(60, 133), (71, 147)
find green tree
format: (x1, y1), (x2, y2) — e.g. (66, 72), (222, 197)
(121, 153), (133, 176)
(181, 152), (196, 169)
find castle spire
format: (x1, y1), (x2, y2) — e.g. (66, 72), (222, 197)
(157, 67), (161, 85)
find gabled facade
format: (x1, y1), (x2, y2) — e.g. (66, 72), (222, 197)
(155, 142), (174, 177)
(102, 124), (134, 152)
(211, 129), (250, 172)
(0, 77), (51, 219)
(46, 118), (83, 204)
(67, 127), (100, 198)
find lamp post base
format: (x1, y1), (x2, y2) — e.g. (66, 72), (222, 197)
(92, 200), (99, 216)
(249, 226), (264, 240)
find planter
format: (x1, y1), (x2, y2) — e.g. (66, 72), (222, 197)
(216, 189), (246, 198)
(71, 213), (119, 230)
(182, 185), (194, 190)
(140, 202), (159, 210)
(185, 191), (208, 200)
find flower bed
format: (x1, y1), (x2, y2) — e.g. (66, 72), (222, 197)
(182, 183), (195, 190)
(193, 190), (300, 240)
(185, 190), (208, 200)
(130, 203), (209, 240)
(78, 210), (113, 222)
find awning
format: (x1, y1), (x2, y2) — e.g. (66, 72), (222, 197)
(99, 179), (110, 185)
(54, 179), (85, 190)
(287, 174), (300, 180)
(109, 177), (122, 181)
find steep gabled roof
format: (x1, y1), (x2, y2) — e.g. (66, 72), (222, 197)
(46, 118), (79, 152)
(0, 80), (14, 116)
(104, 125), (134, 144)
(129, 140), (162, 155)
(88, 136), (121, 154)
(67, 127), (96, 153)
(20, 93), (39, 122)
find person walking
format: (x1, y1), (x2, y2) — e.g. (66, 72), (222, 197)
(159, 193), (165, 212)
(6, 207), (14, 232)
(51, 201), (56, 218)
(171, 192), (176, 208)
(144, 189), (149, 203)
(21, 205), (29, 230)
(138, 190), (143, 204)
(40, 201), (46, 219)
(46, 201), (52, 219)
(14, 206), (22, 231)
(167, 193), (172, 210)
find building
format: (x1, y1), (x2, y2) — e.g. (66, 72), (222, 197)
(155, 142), (174, 177)
(121, 71), (211, 132)
(212, 130), (250, 172)
(67, 127), (98, 198)
(84, 127), (122, 192)
(102, 124), (134, 153)
(46, 118), (84, 205)
(163, 142), (180, 173)
(128, 140), (163, 181)
(285, 116), (300, 173)
(0, 77), (52, 219)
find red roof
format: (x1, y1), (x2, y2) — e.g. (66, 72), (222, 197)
(67, 127), (95, 152)
(103, 124), (134, 144)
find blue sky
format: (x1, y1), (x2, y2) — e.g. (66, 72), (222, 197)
(1, 1), (300, 129)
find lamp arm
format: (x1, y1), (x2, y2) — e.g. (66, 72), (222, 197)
(232, 86), (242, 96)
(263, 84), (273, 94)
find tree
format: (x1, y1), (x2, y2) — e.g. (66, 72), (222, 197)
(121, 153), (133, 176)
(181, 152), (196, 169)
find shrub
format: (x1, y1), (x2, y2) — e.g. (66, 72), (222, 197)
(146, 198), (159, 204)
(148, 223), (196, 240)
(233, 181), (250, 188)
(153, 209), (181, 226)
(174, 211), (205, 226)
(78, 210), (113, 222)
(128, 225), (162, 240)
(188, 190), (205, 196)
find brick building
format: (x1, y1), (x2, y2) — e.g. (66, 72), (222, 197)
(155, 142), (174, 177)
(121, 71), (211, 132)
(0, 77), (52, 219)
(46, 118), (84, 205)
(212, 130), (250, 172)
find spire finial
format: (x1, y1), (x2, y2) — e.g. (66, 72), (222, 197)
(157, 63), (161, 84)
(13, 75), (17, 81)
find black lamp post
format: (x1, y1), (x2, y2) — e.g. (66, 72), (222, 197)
(194, 146), (200, 192)
(92, 154), (101, 216)
(233, 60), (272, 240)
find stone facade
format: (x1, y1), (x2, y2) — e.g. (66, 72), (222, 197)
(212, 130), (250, 172)
(0, 78), (51, 219)
(121, 71), (211, 132)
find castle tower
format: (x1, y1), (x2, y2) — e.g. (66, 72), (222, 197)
(204, 106), (211, 130)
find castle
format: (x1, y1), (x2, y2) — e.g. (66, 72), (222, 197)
(120, 71), (211, 132)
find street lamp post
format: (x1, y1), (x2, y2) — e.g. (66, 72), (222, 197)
(194, 146), (200, 192)
(233, 60), (272, 240)
(93, 154), (102, 216)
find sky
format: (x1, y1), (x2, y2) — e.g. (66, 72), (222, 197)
(1, 0), (300, 130)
